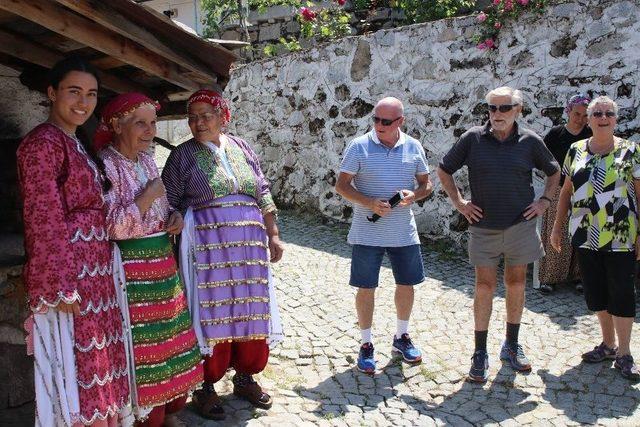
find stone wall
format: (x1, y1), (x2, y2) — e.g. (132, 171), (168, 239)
(223, 0), (640, 245)
(0, 67), (49, 233)
(0, 66), (46, 414)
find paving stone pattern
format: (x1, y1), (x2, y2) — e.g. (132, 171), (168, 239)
(177, 210), (640, 426)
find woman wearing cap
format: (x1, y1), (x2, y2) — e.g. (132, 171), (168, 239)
(161, 90), (284, 420)
(537, 94), (592, 294)
(552, 96), (640, 380)
(96, 93), (203, 426)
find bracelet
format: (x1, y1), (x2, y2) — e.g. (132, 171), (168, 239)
(540, 196), (552, 204)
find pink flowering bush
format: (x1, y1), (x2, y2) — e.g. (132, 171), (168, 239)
(300, 6), (317, 21)
(298, 1), (350, 43)
(474, 0), (548, 50)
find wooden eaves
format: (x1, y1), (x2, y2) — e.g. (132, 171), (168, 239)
(0, 0), (239, 120)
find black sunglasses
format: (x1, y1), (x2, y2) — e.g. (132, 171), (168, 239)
(373, 116), (402, 126)
(488, 104), (518, 113)
(591, 110), (616, 118)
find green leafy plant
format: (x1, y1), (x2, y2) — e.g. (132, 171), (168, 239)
(298, 1), (351, 43)
(250, 0), (302, 13)
(263, 36), (302, 56)
(392, 0), (475, 23)
(473, 0), (548, 50)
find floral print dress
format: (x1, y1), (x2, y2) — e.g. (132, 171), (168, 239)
(18, 123), (130, 425)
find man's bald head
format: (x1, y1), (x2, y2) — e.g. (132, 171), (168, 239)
(372, 97), (405, 146)
(375, 97), (404, 117)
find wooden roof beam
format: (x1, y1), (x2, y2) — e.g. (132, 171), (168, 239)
(0, 28), (159, 97)
(53, 0), (216, 85)
(0, 0), (201, 91)
(110, 0), (236, 78)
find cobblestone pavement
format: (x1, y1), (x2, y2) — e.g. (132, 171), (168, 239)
(179, 211), (640, 426)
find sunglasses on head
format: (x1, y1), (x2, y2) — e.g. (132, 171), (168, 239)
(591, 110), (616, 118)
(487, 104), (518, 113)
(373, 116), (402, 126)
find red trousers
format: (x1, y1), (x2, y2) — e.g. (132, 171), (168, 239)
(137, 395), (187, 427)
(203, 339), (269, 383)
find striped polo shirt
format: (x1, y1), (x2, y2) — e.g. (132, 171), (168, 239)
(340, 130), (429, 247)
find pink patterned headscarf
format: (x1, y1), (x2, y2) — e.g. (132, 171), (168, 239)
(94, 92), (160, 151)
(187, 89), (231, 126)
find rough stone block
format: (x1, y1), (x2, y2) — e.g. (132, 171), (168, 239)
(550, 35), (578, 57)
(259, 23), (282, 42)
(350, 40), (371, 82)
(0, 343), (33, 408)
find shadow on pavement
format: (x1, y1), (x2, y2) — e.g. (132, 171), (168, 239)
(422, 364), (538, 425)
(293, 356), (432, 422)
(539, 362), (640, 424)
(294, 355), (543, 424)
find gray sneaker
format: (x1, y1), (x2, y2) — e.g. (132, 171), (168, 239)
(499, 342), (532, 372)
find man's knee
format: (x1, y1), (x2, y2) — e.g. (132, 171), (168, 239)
(356, 288), (376, 297)
(475, 280), (497, 293)
(504, 264), (527, 287)
(475, 266), (498, 293)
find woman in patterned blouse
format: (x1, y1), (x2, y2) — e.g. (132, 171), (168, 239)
(162, 89), (284, 420)
(96, 93), (203, 427)
(552, 96), (640, 380)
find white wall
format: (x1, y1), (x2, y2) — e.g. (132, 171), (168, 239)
(141, 0), (203, 35)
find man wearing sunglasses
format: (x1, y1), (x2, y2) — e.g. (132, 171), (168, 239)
(336, 97), (433, 374)
(437, 86), (560, 383)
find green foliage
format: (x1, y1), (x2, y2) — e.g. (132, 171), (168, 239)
(350, 0), (473, 23)
(263, 37), (302, 57)
(201, 0), (238, 37)
(250, 0), (301, 13)
(299, 5), (351, 43)
(473, 0), (548, 50)
(393, 0), (475, 23)
(352, 0), (374, 9)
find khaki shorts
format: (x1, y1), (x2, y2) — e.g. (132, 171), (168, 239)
(468, 219), (544, 266)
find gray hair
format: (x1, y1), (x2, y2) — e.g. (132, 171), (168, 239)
(586, 96), (619, 117)
(485, 86), (523, 105)
(117, 103), (158, 126)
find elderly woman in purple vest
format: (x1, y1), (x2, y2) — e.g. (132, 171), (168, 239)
(161, 89), (284, 421)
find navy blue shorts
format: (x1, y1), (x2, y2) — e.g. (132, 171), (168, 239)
(349, 244), (425, 288)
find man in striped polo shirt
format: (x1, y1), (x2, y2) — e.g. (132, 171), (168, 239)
(437, 86), (560, 383)
(336, 97), (433, 374)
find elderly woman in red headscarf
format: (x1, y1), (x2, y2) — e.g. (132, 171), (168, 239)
(161, 90), (284, 420)
(96, 93), (204, 427)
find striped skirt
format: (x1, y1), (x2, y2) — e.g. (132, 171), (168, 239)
(193, 194), (271, 346)
(116, 232), (203, 410)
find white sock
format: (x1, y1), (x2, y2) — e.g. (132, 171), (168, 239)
(361, 328), (372, 345)
(396, 319), (409, 338)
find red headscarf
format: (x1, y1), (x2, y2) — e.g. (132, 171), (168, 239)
(94, 92), (160, 151)
(187, 89), (231, 126)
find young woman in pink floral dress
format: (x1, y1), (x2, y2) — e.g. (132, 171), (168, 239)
(17, 57), (130, 426)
